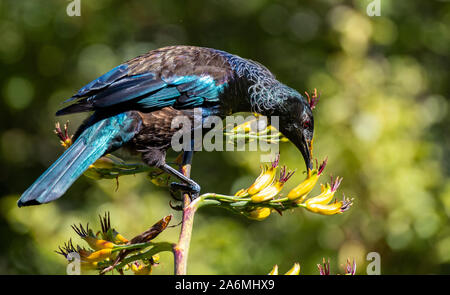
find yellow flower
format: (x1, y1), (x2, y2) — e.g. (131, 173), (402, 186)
(113, 231), (129, 244)
(151, 254), (160, 264)
(305, 194), (353, 215)
(284, 263), (301, 275)
(79, 249), (112, 262)
(247, 207), (272, 221)
(56, 239), (113, 265)
(87, 237), (115, 250)
(268, 265), (279, 275)
(304, 176), (342, 207)
(231, 118), (256, 133)
(131, 262), (152, 275)
(54, 121), (73, 149)
(287, 158), (327, 202)
(234, 188), (248, 197)
(88, 155), (118, 169)
(83, 248), (113, 263)
(246, 156), (279, 195)
(98, 212), (129, 244)
(251, 166), (294, 203)
(71, 223), (116, 250)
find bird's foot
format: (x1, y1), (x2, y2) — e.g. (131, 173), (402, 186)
(169, 188), (183, 202)
(169, 182), (200, 201)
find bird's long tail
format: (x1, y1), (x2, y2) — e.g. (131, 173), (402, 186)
(18, 113), (140, 207)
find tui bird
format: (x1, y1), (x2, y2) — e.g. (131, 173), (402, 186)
(18, 45), (314, 207)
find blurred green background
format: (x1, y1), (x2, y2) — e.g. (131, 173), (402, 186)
(0, 0), (449, 274)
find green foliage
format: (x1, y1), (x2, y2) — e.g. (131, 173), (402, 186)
(0, 0), (448, 274)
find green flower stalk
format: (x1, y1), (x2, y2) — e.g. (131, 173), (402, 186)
(224, 116), (287, 144)
(57, 213), (173, 275)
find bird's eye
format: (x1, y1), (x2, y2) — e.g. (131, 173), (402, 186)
(302, 120), (311, 129)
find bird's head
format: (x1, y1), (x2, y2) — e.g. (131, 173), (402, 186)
(276, 92), (315, 171)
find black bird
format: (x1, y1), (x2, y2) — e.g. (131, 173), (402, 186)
(18, 45), (314, 207)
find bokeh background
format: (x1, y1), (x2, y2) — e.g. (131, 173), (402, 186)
(0, 0), (449, 274)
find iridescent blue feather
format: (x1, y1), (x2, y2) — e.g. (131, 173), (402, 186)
(17, 112), (140, 207)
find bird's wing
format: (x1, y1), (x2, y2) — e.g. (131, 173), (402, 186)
(56, 67), (226, 116)
(57, 47), (232, 116)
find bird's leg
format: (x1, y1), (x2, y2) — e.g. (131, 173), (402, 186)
(159, 163), (201, 200)
(141, 148), (199, 199)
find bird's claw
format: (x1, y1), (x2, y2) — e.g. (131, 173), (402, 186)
(169, 182), (200, 201)
(169, 186), (183, 202)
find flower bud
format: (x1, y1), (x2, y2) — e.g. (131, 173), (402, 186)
(284, 263), (301, 275)
(131, 262), (152, 275)
(234, 188), (248, 197)
(72, 223), (116, 250)
(287, 158), (327, 202)
(304, 176), (342, 207)
(247, 207), (271, 221)
(113, 231), (129, 244)
(344, 258), (357, 275)
(305, 195), (353, 215)
(317, 258), (330, 275)
(151, 254), (160, 264)
(268, 265), (279, 275)
(84, 249), (113, 263)
(251, 166), (294, 203)
(54, 121), (73, 149)
(247, 156), (279, 195)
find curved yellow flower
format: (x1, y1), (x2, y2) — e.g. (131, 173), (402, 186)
(305, 194), (353, 215)
(86, 237), (115, 250)
(82, 248), (113, 263)
(284, 263), (301, 275)
(71, 223), (116, 250)
(247, 156), (279, 195)
(304, 176), (342, 207)
(113, 231), (129, 244)
(287, 158), (327, 202)
(131, 262), (152, 275)
(251, 166), (294, 203)
(268, 264), (279, 275)
(247, 207), (272, 221)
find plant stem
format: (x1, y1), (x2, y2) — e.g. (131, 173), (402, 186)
(115, 242), (174, 269)
(173, 151), (197, 275)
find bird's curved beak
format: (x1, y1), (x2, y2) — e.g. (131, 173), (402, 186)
(301, 138), (313, 172)
(289, 132), (313, 172)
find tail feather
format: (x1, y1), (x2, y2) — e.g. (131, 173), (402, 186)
(18, 113), (139, 207)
